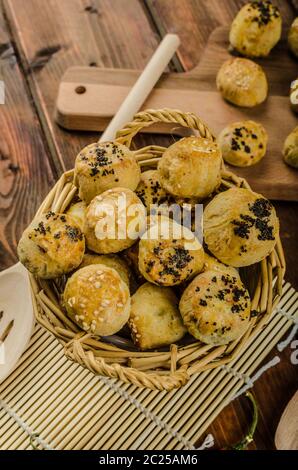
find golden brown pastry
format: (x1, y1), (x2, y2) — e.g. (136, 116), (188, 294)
(179, 270), (251, 345)
(288, 17), (298, 58)
(158, 136), (222, 199)
(129, 283), (186, 350)
(135, 170), (174, 213)
(84, 187), (146, 254)
(63, 264), (130, 335)
(139, 217), (204, 286)
(218, 120), (268, 167)
(74, 141), (141, 204)
(66, 201), (87, 231)
(283, 126), (298, 169)
(17, 212), (85, 279)
(79, 253), (130, 287)
(203, 253), (240, 279)
(216, 58), (268, 107)
(290, 79), (298, 114)
(203, 188), (279, 267)
(230, 1), (282, 57)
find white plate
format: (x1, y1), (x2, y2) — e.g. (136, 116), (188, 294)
(0, 262), (35, 383)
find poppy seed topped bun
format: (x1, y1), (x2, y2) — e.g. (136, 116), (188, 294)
(75, 141), (141, 204)
(218, 120), (268, 167)
(18, 211), (85, 279)
(229, 1), (282, 58)
(179, 270), (251, 345)
(139, 217), (204, 286)
(203, 188), (279, 267)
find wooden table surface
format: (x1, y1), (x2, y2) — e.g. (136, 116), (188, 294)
(0, 0), (297, 450)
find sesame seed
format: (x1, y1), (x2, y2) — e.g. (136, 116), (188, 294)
(117, 302), (124, 308)
(95, 282), (101, 289)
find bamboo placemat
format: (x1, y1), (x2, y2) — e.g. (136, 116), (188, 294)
(0, 281), (297, 450)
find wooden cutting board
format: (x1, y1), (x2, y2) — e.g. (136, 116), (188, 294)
(55, 27), (298, 201)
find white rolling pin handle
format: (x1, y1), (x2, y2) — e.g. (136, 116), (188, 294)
(99, 34), (180, 143)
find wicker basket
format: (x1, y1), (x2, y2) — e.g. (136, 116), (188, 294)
(29, 109), (286, 391)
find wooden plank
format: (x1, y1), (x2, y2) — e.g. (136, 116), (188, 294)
(0, 8), (54, 270)
(3, 0), (163, 171)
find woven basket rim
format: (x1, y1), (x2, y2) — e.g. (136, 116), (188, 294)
(30, 108), (286, 391)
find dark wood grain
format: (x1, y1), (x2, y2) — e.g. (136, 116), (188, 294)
(0, 7), (54, 270)
(1, 0), (297, 451)
(3, 0), (165, 172)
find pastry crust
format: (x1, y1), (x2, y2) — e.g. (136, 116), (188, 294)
(136, 170), (174, 213)
(84, 187), (146, 254)
(75, 141), (141, 204)
(216, 58), (268, 107)
(129, 283), (186, 350)
(218, 120), (268, 167)
(203, 253), (240, 279)
(203, 188), (279, 267)
(139, 217), (205, 286)
(288, 17), (298, 58)
(230, 1), (282, 57)
(17, 212), (85, 278)
(79, 253), (131, 287)
(179, 270), (251, 346)
(158, 136), (222, 199)
(283, 126), (298, 169)
(63, 264), (130, 336)
(66, 201), (86, 231)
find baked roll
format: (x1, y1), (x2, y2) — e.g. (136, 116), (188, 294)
(17, 212), (85, 278)
(66, 201), (86, 231)
(203, 188), (279, 267)
(63, 264), (130, 336)
(218, 120), (268, 167)
(283, 126), (298, 169)
(216, 58), (268, 107)
(129, 283), (186, 350)
(84, 187), (146, 254)
(136, 170), (174, 213)
(229, 1), (282, 57)
(138, 217), (204, 286)
(79, 253), (131, 287)
(179, 270), (251, 345)
(74, 141), (141, 204)
(288, 17), (298, 58)
(158, 137), (222, 199)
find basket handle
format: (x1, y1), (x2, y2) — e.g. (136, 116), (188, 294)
(115, 108), (216, 147)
